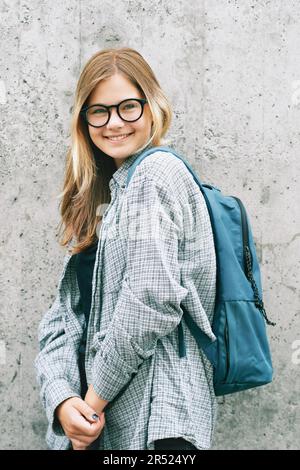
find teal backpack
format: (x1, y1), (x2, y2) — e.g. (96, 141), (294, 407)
(126, 146), (276, 396)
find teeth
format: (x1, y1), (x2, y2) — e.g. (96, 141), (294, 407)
(107, 133), (131, 141)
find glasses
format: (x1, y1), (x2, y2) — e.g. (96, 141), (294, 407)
(80, 98), (148, 128)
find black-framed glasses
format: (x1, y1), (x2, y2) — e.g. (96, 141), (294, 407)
(80, 98), (148, 128)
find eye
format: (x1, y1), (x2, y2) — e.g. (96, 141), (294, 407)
(91, 107), (107, 114)
(123, 103), (135, 109)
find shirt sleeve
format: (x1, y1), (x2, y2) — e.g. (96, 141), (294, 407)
(91, 174), (189, 401)
(34, 255), (82, 437)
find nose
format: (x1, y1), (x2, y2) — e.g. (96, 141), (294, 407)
(106, 107), (124, 128)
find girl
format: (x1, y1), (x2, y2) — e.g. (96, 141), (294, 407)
(34, 47), (217, 451)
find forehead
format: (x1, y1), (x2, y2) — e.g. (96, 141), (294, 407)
(88, 74), (142, 106)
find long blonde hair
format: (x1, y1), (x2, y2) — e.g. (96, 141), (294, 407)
(56, 47), (173, 255)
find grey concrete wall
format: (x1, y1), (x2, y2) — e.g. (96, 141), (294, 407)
(0, 0), (299, 450)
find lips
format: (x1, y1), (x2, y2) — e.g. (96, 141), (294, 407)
(105, 133), (134, 141)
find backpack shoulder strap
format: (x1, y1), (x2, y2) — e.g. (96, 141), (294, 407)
(125, 145), (217, 360)
(126, 146), (205, 190)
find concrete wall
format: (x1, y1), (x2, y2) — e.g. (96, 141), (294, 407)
(0, 0), (299, 450)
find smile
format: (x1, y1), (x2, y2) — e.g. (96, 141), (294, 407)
(105, 133), (133, 142)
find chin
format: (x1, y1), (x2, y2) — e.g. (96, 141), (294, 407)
(103, 141), (138, 154)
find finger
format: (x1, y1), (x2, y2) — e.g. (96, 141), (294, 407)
(70, 409), (103, 436)
(68, 414), (105, 445)
(69, 409), (103, 437)
(97, 411), (105, 428)
(69, 430), (103, 449)
(101, 411), (106, 425)
(74, 400), (100, 424)
(68, 428), (102, 445)
(87, 411), (105, 433)
(69, 421), (104, 443)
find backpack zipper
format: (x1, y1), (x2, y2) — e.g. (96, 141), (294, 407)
(231, 196), (249, 267)
(232, 196), (276, 326)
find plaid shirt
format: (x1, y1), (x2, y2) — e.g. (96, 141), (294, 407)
(34, 147), (217, 450)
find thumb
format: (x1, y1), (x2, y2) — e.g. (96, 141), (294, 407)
(75, 400), (100, 424)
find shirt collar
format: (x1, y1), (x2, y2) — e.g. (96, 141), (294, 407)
(109, 143), (153, 192)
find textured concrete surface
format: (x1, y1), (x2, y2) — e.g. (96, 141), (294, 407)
(0, 0), (299, 450)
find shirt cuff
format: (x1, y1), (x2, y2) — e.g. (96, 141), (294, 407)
(91, 330), (138, 402)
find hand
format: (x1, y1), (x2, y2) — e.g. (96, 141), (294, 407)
(55, 396), (105, 450)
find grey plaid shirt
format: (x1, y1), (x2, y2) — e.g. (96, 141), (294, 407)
(34, 148), (217, 450)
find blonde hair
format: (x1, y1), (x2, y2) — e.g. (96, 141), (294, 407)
(56, 46), (173, 255)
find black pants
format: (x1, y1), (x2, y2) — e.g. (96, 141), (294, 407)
(154, 438), (197, 451)
(78, 351), (88, 397)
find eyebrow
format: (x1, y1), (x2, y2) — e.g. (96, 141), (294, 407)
(88, 98), (140, 107)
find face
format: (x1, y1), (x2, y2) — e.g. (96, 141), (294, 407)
(85, 73), (153, 169)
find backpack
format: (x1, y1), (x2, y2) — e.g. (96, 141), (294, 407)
(126, 145), (276, 396)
